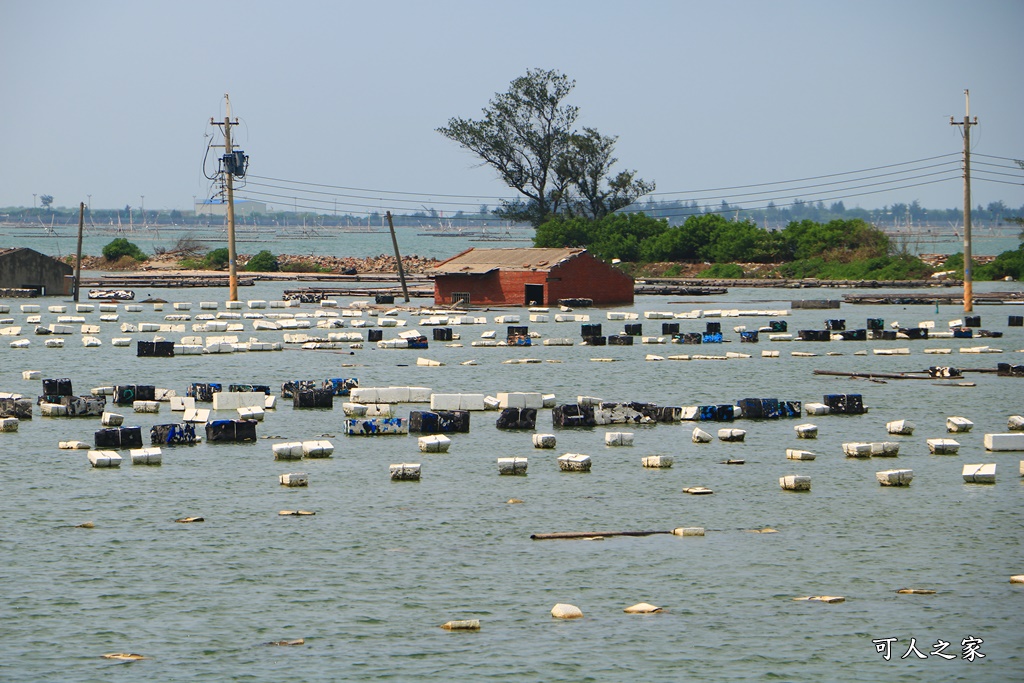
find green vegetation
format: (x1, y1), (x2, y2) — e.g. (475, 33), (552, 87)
(438, 68), (653, 226)
(202, 248), (230, 269)
(944, 247), (1024, 281)
(279, 260), (331, 273)
(700, 263), (746, 278)
(536, 213), (943, 280)
(244, 250), (279, 272)
(101, 238), (148, 262)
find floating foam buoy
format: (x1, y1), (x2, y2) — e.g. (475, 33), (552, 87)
(279, 473), (309, 487)
(692, 428), (713, 444)
(683, 486), (713, 495)
(419, 434), (452, 453)
(557, 453), (591, 472)
(175, 516), (204, 523)
(441, 620), (481, 630)
(264, 638), (304, 646)
(793, 596), (844, 604)
(927, 438), (960, 454)
(623, 603), (663, 614)
(87, 450), (122, 468)
(497, 457), (527, 475)
(390, 463), (421, 481)
(532, 433), (556, 449)
(786, 449), (816, 461)
(101, 653), (146, 661)
(896, 588), (936, 594)
(642, 455), (673, 468)
(794, 424), (818, 439)
(946, 416), (973, 433)
(130, 448), (162, 465)
(876, 469), (913, 486)
(886, 420), (915, 436)
(962, 463), (996, 483)
(842, 442), (872, 458)
(605, 431), (634, 446)
(1011, 575), (1024, 584)
(272, 442), (304, 460)
(779, 475), (810, 491)
(279, 510), (315, 516)
(550, 603), (583, 619)
(718, 428), (746, 442)
(671, 527), (704, 536)
(984, 433), (1024, 451)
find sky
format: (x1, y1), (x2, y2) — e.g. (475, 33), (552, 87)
(2, 0), (1023, 219)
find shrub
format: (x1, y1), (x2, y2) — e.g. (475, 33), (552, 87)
(279, 260), (330, 273)
(699, 263), (745, 278)
(244, 250), (279, 272)
(203, 248), (230, 269)
(178, 257), (204, 270)
(102, 238), (148, 262)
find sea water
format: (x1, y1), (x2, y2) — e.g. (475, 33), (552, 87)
(1, 282), (1022, 682)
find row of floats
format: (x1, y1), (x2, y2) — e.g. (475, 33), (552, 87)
(3, 297), (1018, 355)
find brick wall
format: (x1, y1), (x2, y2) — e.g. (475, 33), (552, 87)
(547, 254), (634, 305)
(434, 252), (633, 306)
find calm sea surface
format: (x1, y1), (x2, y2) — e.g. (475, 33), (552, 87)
(0, 222), (1018, 260)
(1, 275), (1022, 680)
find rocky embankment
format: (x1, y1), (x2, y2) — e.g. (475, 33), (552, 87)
(68, 253), (441, 274)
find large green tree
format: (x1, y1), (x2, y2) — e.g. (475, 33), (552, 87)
(438, 68), (653, 226)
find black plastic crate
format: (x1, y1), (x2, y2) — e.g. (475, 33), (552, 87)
(150, 423), (197, 445)
(187, 383), (222, 402)
(205, 419), (257, 442)
(42, 378), (73, 396)
(114, 385), (155, 405)
(94, 426), (143, 449)
(495, 407), (537, 430)
(293, 388), (334, 408)
(137, 340), (174, 357)
(409, 410), (471, 433)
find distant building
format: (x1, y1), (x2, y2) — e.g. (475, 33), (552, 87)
(194, 200), (266, 217)
(431, 247), (634, 307)
(0, 247), (74, 296)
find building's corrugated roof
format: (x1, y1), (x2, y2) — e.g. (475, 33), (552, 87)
(432, 248), (586, 275)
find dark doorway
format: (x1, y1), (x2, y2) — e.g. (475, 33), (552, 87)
(524, 283), (544, 306)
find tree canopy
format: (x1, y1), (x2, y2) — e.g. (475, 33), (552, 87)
(438, 68), (653, 226)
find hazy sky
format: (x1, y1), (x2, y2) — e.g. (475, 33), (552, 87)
(3, 0), (1022, 218)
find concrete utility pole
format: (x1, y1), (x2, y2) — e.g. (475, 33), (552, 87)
(951, 89), (978, 312)
(211, 94), (240, 302)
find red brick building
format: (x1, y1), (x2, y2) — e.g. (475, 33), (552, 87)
(431, 247), (634, 307)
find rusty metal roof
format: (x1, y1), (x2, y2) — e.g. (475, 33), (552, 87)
(432, 248), (587, 275)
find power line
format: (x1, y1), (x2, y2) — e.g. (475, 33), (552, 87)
(647, 153), (960, 196)
(624, 177), (959, 219)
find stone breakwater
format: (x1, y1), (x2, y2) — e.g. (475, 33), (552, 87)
(69, 253), (441, 274)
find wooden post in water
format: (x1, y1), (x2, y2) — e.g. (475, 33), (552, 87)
(386, 211), (410, 302)
(74, 201), (84, 302)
